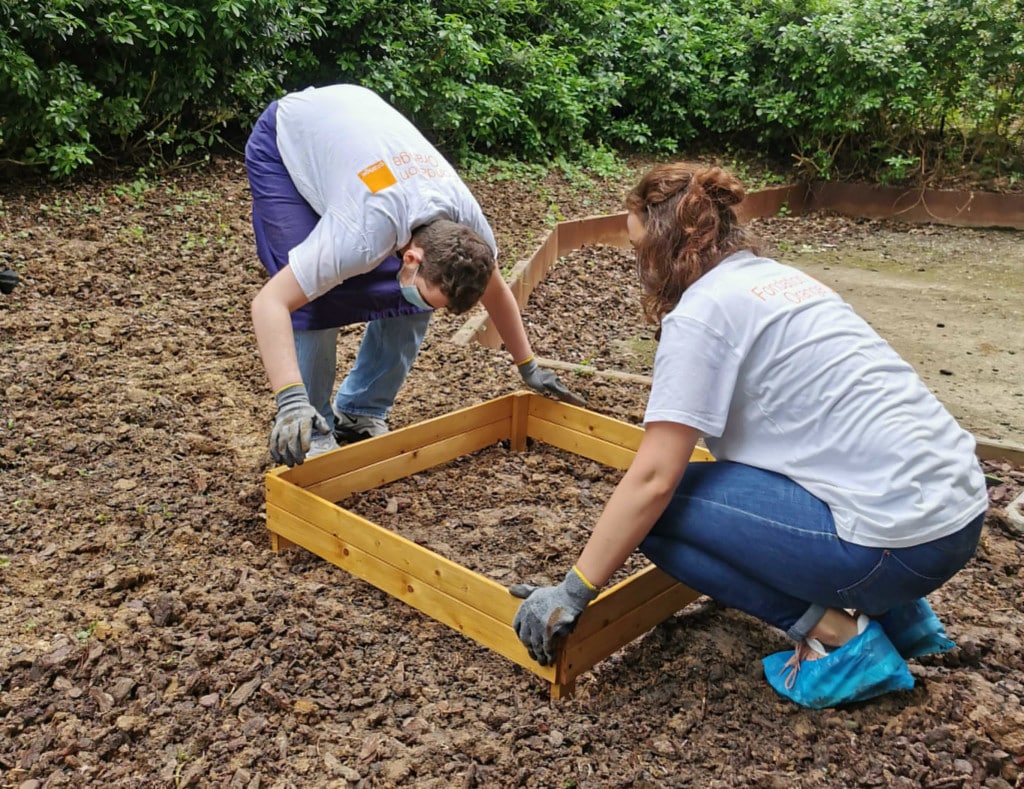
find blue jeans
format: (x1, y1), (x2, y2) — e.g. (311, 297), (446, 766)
(640, 461), (985, 643)
(295, 311), (432, 425)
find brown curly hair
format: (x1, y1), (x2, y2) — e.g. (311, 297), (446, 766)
(412, 220), (495, 314)
(625, 163), (760, 325)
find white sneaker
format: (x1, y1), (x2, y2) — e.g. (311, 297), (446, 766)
(307, 432), (340, 459)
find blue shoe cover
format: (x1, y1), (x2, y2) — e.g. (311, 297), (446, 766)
(878, 598), (955, 659)
(762, 621), (915, 709)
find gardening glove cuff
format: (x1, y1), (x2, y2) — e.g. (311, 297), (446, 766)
(270, 383), (329, 467)
(516, 357), (587, 407)
(509, 566), (599, 666)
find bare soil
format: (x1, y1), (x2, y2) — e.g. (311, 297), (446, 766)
(1, 158), (1023, 788)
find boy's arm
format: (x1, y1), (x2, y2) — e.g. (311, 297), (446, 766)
(252, 266), (309, 391)
(251, 267), (328, 466)
(479, 268), (586, 405)
(479, 267), (532, 364)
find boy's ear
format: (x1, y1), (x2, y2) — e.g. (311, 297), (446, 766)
(401, 243), (424, 266)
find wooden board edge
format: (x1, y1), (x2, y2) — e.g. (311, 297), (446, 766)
(265, 499), (556, 682)
(305, 419), (510, 502)
(573, 565), (685, 639)
(524, 396), (715, 467)
(277, 396), (515, 487)
(560, 583), (701, 682)
(975, 437), (1024, 467)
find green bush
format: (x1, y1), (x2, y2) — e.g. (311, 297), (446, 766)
(602, 0), (752, 150)
(0, 0), (326, 176)
(310, 0), (623, 160)
(735, 0), (1024, 180)
(1, 0), (1021, 182)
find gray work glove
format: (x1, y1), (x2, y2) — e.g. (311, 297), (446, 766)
(510, 567), (599, 666)
(269, 383), (329, 467)
(517, 357), (587, 407)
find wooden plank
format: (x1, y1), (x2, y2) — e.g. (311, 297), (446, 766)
(536, 356), (654, 386)
(561, 581), (701, 678)
(528, 394), (644, 451)
(528, 417), (638, 470)
(975, 437), (1024, 467)
(304, 420), (510, 502)
(270, 532), (295, 552)
(572, 565), (687, 640)
(266, 500), (556, 681)
(449, 307), (495, 348)
(510, 230), (560, 308)
(526, 415), (715, 469)
(549, 680), (576, 701)
(277, 397), (513, 488)
(510, 391), (529, 451)
(556, 214), (629, 254)
(526, 396), (715, 463)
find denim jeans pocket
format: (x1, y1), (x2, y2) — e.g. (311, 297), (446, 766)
(836, 551), (942, 614)
(837, 515), (983, 614)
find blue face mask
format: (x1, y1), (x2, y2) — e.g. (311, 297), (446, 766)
(397, 265), (434, 310)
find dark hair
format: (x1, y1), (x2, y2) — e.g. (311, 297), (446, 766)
(625, 163), (760, 324)
(411, 220), (495, 314)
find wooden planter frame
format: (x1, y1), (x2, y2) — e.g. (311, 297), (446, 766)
(266, 392), (710, 699)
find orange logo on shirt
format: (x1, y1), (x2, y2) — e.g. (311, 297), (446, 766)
(358, 160), (397, 193)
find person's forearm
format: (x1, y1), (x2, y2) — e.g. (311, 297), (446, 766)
(252, 288), (303, 392)
(251, 266), (310, 392)
(575, 465), (678, 588)
(574, 422), (700, 588)
(480, 270), (532, 363)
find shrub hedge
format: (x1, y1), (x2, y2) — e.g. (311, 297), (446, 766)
(2, 0), (1021, 182)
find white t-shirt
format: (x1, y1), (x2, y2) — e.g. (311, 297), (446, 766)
(644, 250), (987, 548)
(274, 84), (498, 300)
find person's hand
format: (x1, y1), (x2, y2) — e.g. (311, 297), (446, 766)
(509, 567), (599, 665)
(269, 383), (329, 467)
(517, 357), (587, 407)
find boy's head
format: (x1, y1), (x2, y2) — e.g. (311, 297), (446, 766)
(408, 220), (495, 314)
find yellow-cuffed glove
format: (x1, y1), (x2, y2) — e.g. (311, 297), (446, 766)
(509, 566), (599, 665)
